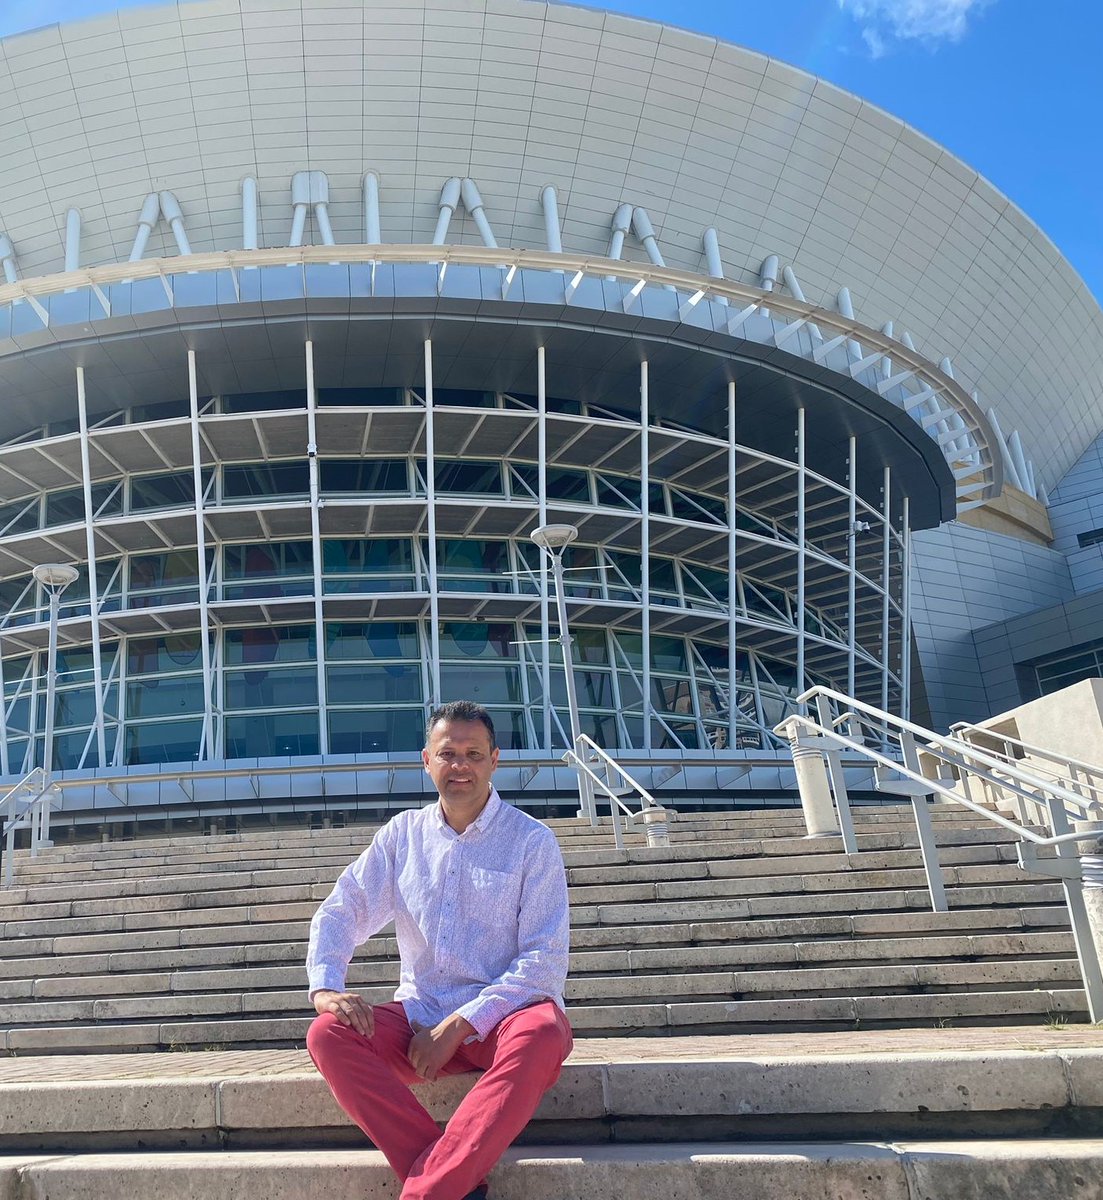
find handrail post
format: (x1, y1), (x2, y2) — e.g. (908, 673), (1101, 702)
(1055, 808), (1103, 1023)
(899, 728), (948, 912)
(781, 717), (839, 838)
(814, 694), (858, 854)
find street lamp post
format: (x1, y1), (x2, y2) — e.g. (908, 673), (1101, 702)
(529, 523), (596, 824)
(32, 565), (79, 819)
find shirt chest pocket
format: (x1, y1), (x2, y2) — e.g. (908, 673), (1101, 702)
(465, 866), (523, 929)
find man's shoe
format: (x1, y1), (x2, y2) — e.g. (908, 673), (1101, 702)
(462, 1190), (488, 1200)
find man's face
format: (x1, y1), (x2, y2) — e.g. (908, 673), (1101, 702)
(422, 718), (499, 806)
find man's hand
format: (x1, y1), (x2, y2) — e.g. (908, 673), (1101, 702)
(313, 989), (374, 1038)
(406, 1013), (476, 1080)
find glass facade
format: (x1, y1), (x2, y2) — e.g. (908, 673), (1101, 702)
(0, 371), (909, 775)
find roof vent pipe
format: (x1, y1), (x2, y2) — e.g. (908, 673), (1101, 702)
(64, 208), (81, 272)
(460, 178), (498, 249)
(702, 228), (724, 279)
(608, 203), (633, 260)
(363, 172), (381, 244)
(129, 193), (161, 262)
(1007, 430), (1033, 497)
(289, 171), (333, 247)
(433, 177), (462, 245)
(760, 255), (779, 292)
(631, 207), (665, 267)
(242, 177), (259, 250)
(939, 357), (970, 455)
(985, 406), (1024, 491)
(0, 234), (17, 283)
(836, 287), (862, 363)
(540, 185), (563, 254)
(781, 265), (821, 340)
(159, 191), (192, 255)
(879, 320), (894, 380)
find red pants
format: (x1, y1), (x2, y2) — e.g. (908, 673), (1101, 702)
(307, 1000), (573, 1200)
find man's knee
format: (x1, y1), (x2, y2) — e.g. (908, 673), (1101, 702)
(306, 1010), (350, 1065)
(502, 1005), (570, 1061)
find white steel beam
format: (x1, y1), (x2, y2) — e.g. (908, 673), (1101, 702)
(188, 351), (216, 760)
(76, 367), (107, 766)
(305, 340), (329, 754)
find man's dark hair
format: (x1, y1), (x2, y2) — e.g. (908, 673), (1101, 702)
(425, 700), (497, 751)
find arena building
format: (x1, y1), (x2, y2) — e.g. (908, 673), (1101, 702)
(0, 0), (1100, 824)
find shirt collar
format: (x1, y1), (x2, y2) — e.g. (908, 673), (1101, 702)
(432, 786), (502, 836)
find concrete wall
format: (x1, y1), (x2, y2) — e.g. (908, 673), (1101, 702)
(1046, 431), (1103, 596)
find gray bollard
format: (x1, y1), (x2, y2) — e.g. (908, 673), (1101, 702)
(641, 806), (671, 849)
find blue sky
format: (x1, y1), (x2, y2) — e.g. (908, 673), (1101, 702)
(3, 0), (1100, 303)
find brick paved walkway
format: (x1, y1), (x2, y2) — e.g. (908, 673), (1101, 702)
(2, 1025), (1101, 1083)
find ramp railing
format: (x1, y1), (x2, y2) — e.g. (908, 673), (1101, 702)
(563, 734), (670, 850)
(775, 685), (1103, 1022)
(2, 768), (58, 889)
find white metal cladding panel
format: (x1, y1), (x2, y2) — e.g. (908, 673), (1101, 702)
(910, 524), (1075, 726)
(0, 0), (1100, 487)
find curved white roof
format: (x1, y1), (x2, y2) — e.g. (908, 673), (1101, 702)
(0, 0), (1099, 488)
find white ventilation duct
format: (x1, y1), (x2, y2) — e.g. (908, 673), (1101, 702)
(64, 208), (81, 272)
(290, 171), (334, 247)
(631, 207), (665, 267)
(242, 177), (259, 250)
(460, 178), (498, 249)
(541, 185), (563, 254)
(129, 191), (192, 260)
(0, 234), (17, 283)
(433, 177), (462, 245)
(608, 203), (633, 260)
(363, 172), (381, 244)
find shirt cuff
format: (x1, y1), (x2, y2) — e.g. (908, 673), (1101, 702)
(307, 968), (348, 999)
(453, 995), (505, 1040)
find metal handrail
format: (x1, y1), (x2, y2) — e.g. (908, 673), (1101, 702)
(2, 767), (52, 889)
(564, 734), (662, 851)
(777, 685), (1103, 1023)
(950, 719), (1103, 812)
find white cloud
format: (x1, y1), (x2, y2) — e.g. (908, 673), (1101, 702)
(839, 0), (995, 55)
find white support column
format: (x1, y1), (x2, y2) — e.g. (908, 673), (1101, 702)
(187, 351), (216, 760)
(640, 361), (652, 751)
(538, 346), (551, 751)
(881, 466), (892, 716)
(727, 381), (738, 750)
(847, 436), (857, 700)
(76, 367), (107, 766)
(796, 408), (807, 697)
(902, 495), (912, 720)
(0, 636), (9, 776)
(305, 340), (329, 754)
(424, 339), (441, 707)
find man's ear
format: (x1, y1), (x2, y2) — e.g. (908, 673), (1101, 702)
(421, 748), (431, 773)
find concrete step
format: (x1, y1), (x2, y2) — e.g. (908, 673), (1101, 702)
(5, 1140), (1103, 1199)
(0, 839), (1024, 905)
(2, 931), (1074, 1003)
(1, 1034), (1101, 1149)
(4, 987), (1090, 1053)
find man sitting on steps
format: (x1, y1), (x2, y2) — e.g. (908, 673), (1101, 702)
(306, 699), (573, 1200)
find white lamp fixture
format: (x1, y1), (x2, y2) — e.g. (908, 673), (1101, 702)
(32, 563), (79, 590)
(530, 523), (579, 552)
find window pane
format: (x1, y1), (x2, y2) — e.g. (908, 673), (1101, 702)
(435, 460), (503, 495)
(125, 719), (202, 765)
(221, 390), (306, 413)
(323, 538), (413, 574)
(131, 471), (195, 511)
(438, 540), (509, 591)
(224, 667), (319, 710)
(439, 623), (516, 659)
(327, 663), (422, 705)
(224, 625), (315, 665)
(322, 459), (409, 493)
(440, 663), (522, 704)
(223, 462), (309, 499)
(545, 467), (590, 503)
(127, 633), (203, 676)
(328, 708), (424, 754)
(317, 387), (403, 407)
(326, 622), (420, 661)
(225, 712), (319, 757)
(126, 675), (205, 720)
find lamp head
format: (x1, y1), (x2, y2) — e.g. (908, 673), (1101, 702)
(33, 563), (79, 591)
(530, 523), (579, 553)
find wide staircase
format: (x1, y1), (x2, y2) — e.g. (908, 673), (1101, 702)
(2, 802), (1102, 1197)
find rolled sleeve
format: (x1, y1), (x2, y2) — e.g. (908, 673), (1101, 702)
(306, 825), (397, 998)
